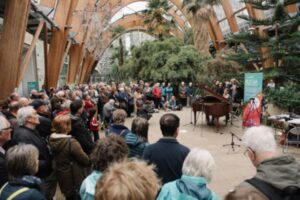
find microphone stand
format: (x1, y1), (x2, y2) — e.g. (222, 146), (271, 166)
(223, 132), (242, 151)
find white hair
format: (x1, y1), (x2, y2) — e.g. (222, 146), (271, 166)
(242, 126), (277, 154)
(182, 148), (215, 182)
(17, 106), (35, 126)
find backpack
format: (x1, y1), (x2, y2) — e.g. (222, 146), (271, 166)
(246, 177), (300, 200)
(0, 183), (29, 200)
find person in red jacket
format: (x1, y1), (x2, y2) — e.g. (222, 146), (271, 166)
(89, 108), (99, 142)
(83, 94), (95, 114)
(152, 83), (162, 109)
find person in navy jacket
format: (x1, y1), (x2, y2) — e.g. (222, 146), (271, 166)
(142, 113), (189, 184)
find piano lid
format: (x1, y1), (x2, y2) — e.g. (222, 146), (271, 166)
(198, 84), (230, 104)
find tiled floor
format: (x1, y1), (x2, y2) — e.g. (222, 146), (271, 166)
(120, 107), (300, 199)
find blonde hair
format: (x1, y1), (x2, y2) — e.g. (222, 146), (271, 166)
(95, 159), (160, 200)
(52, 114), (71, 134)
(112, 109), (127, 124)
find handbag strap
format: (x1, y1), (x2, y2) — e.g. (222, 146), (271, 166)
(246, 177), (282, 200)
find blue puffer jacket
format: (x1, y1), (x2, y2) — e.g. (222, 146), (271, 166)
(80, 171), (102, 200)
(157, 175), (219, 200)
(0, 176), (46, 200)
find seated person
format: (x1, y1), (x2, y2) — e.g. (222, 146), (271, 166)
(164, 96), (182, 111)
(157, 148), (219, 200)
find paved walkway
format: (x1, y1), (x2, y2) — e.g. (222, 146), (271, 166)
(55, 107), (299, 199)
(118, 107), (300, 198)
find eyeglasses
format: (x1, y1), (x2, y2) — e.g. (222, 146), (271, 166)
(243, 147), (255, 157)
(1, 126), (12, 132)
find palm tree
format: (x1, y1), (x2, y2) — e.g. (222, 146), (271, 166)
(182, 0), (220, 55)
(111, 25), (126, 66)
(144, 0), (176, 40)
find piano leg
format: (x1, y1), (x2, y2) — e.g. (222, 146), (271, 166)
(206, 114), (210, 125)
(215, 117), (220, 132)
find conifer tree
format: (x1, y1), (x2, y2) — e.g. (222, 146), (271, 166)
(227, 0), (300, 82)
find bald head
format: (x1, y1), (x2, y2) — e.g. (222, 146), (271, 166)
(18, 97), (29, 108)
(0, 116), (12, 146)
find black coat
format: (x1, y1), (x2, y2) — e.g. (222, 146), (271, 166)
(12, 126), (52, 179)
(70, 115), (95, 155)
(36, 113), (52, 140)
(142, 138), (189, 184)
(0, 152), (8, 187)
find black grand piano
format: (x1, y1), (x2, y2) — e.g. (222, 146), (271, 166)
(192, 84), (231, 129)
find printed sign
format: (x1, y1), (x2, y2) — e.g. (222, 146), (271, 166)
(27, 81), (38, 94)
(242, 73), (263, 127)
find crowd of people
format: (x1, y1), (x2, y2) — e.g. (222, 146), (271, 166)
(212, 78), (243, 104)
(0, 80), (299, 200)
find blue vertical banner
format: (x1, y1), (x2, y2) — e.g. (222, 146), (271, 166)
(244, 73), (263, 102)
(243, 73), (263, 127)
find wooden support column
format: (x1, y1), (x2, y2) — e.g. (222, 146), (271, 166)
(46, 0), (79, 89)
(79, 52), (94, 84)
(285, 4), (298, 13)
(245, 3), (273, 69)
(17, 21), (45, 86)
(0, 0), (31, 100)
(43, 23), (49, 89)
(221, 0), (239, 33)
(83, 56), (96, 83)
(209, 13), (224, 49)
(67, 44), (84, 84)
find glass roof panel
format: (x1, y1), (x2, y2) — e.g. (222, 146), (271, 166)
(109, 1), (190, 27)
(110, 2), (148, 24)
(213, 4), (226, 21)
(229, 0), (245, 12)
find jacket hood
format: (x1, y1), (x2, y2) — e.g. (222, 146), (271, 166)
(256, 155), (300, 189)
(83, 171), (102, 196)
(11, 176), (42, 189)
(176, 175), (213, 200)
(49, 133), (71, 153)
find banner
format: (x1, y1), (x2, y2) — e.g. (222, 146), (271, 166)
(242, 73), (263, 127)
(27, 81), (38, 94)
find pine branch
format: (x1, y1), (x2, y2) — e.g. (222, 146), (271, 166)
(238, 14), (273, 26)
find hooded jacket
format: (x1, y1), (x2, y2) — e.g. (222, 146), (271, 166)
(157, 175), (219, 200)
(0, 176), (46, 200)
(80, 170), (102, 200)
(49, 133), (90, 197)
(125, 132), (148, 158)
(227, 155), (300, 199)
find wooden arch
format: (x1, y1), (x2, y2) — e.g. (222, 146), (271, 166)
(81, 13), (182, 82)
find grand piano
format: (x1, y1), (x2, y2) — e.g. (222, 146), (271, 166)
(192, 84), (231, 129)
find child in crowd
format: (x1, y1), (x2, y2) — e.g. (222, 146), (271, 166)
(89, 108), (100, 142)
